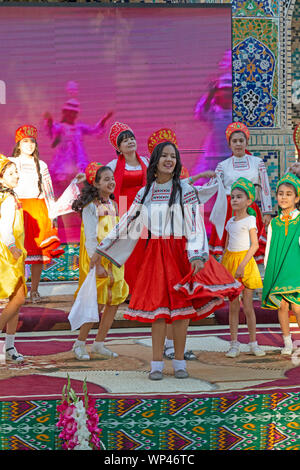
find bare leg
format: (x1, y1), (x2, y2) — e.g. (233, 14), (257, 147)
(228, 296), (240, 342)
(30, 263), (43, 293)
(242, 288), (257, 343)
(95, 305), (118, 342)
(151, 319), (167, 361)
(172, 319), (189, 360)
(278, 299), (290, 337)
(0, 280), (25, 331)
(291, 303), (300, 328)
(78, 323), (94, 342)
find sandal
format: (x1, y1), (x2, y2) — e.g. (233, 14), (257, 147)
(184, 350), (197, 360)
(163, 347), (175, 360)
(30, 291), (42, 304)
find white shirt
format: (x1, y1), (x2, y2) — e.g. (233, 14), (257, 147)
(215, 155), (272, 213)
(97, 179), (209, 267)
(226, 215), (257, 252)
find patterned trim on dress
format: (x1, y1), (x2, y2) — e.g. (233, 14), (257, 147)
(124, 298), (225, 323)
(173, 279), (242, 295)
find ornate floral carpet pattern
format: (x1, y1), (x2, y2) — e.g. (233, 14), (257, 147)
(1, 325), (300, 450)
(1, 391), (300, 451)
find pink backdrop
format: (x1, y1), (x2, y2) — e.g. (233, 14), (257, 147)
(0, 5), (232, 242)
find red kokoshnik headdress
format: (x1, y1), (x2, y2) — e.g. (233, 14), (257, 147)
(109, 122), (134, 150)
(85, 162), (103, 185)
(147, 128), (178, 155)
(225, 122), (251, 156)
(15, 125), (38, 143)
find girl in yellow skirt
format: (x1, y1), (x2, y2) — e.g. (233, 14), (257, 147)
(71, 163), (129, 360)
(222, 177), (265, 358)
(0, 155), (27, 362)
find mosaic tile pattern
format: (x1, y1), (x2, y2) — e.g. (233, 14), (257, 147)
(291, 0), (300, 126)
(233, 35), (278, 127)
(252, 150), (281, 209)
(231, 0), (280, 17)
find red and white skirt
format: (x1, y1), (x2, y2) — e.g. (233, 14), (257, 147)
(124, 236), (243, 324)
(209, 195), (267, 264)
(20, 198), (64, 265)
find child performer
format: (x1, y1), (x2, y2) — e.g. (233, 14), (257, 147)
(221, 177), (265, 358)
(0, 155), (27, 362)
(209, 122), (273, 264)
(90, 129), (242, 380)
(10, 125), (65, 303)
(71, 163), (129, 360)
(262, 173), (300, 355)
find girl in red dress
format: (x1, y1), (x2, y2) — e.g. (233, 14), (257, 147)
(91, 129), (243, 380)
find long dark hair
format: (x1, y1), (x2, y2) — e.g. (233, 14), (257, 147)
(72, 165), (115, 214)
(0, 161), (17, 198)
(131, 142), (185, 233)
(11, 140), (43, 197)
(116, 130), (136, 155)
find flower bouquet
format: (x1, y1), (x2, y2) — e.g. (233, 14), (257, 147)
(57, 375), (101, 450)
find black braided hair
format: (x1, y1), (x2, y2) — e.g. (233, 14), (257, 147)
(0, 161), (17, 198)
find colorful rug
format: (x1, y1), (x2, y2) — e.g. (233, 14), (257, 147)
(1, 391), (300, 450)
(0, 326), (300, 401)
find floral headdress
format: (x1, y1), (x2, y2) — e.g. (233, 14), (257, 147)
(0, 154), (11, 174)
(85, 162), (103, 185)
(225, 121), (250, 143)
(231, 177), (256, 216)
(147, 128), (178, 155)
(15, 125), (38, 143)
(276, 172), (300, 198)
(109, 122), (133, 150)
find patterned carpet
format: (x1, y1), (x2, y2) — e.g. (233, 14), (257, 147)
(0, 324), (300, 450)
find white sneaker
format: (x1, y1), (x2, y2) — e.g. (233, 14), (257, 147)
(72, 344), (90, 361)
(91, 343), (118, 358)
(6, 347), (24, 363)
(249, 344), (266, 357)
(281, 345), (293, 356)
(226, 343), (240, 358)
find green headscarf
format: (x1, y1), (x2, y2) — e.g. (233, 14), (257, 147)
(231, 177), (257, 217)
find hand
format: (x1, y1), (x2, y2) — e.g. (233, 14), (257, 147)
(90, 252), (102, 271)
(262, 214), (272, 226)
(75, 173), (86, 184)
(235, 264), (245, 279)
(100, 111), (113, 127)
(43, 112), (53, 123)
(191, 259), (205, 275)
(9, 246), (22, 260)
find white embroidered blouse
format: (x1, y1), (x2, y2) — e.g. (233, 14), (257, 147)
(96, 179), (209, 267)
(215, 154), (272, 214)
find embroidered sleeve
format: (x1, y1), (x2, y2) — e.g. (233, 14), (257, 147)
(215, 162), (225, 185)
(95, 192), (144, 267)
(182, 186), (209, 263)
(258, 160), (273, 213)
(41, 162), (56, 215)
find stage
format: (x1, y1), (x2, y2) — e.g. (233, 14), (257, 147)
(1, 300), (300, 451)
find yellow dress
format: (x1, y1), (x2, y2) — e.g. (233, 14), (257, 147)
(75, 200), (129, 305)
(0, 193), (27, 299)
